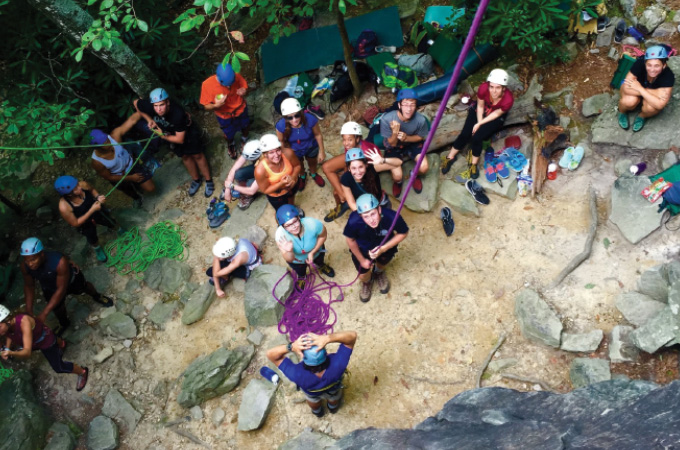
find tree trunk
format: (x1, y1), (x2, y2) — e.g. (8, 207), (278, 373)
(337, 9), (362, 99)
(26, 0), (161, 97)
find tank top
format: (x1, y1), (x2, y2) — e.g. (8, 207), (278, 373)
(230, 239), (261, 271)
(9, 314), (55, 351)
(24, 251), (72, 293)
(261, 156), (293, 197)
(64, 189), (96, 219)
(91, 136), (133, 175)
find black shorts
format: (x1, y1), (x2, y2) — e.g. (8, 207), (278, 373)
(172, 126), (205, 157)
(43, 269), (87, 300)
(266, 184), (299, 211)
(385, 143), (424, 161)
(350, 248), (397, 274)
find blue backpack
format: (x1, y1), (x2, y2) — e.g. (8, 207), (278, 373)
(354, 30), (378, 58)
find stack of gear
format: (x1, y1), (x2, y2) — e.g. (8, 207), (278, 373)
(206, 199), (230, 228)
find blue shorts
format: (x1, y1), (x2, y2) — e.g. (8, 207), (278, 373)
(294, 145), (319, 160)
(216, 106), (250, 141)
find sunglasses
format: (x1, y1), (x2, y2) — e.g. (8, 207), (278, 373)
(285, 113), (302, 121)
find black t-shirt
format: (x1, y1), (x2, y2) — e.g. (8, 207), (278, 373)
(343, 208), (408, 253)
(136, 99), (189, 135)
(340, 171), (382, 200)
(630, 58), (675, 89)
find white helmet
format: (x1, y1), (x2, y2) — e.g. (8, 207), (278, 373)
(242, 140), (262, 161)
(0, 305), (9, 322)
(340, 121), (362, 136)
(260, 134), (282, 152)
(280, 98), (302, 116)
(487, 69), (509, 86)
(213, 237), (237, 258)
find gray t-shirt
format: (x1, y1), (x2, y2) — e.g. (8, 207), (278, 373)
(380, 110), (429, 150)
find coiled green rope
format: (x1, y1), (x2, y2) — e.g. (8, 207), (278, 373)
(0, 361), (13, 385)
(104, 221), (188, 278)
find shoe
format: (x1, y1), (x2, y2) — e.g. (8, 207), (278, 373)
(227, 141), (237, 159)
(209, 205), (230, 228)
(318, 263), (335, 278)
(328, 399), (342, 414)
(465, 179), (490, 205)
(470, 163), (479, 180)
(441, 153), (458, 175)
(76, 367), (89, 391)
(618, 112), (629, 130)
(94, 246), (107, 263)
(188, 179), (202, 196)
(94, 295), (114, 307)
(297, 173), (306, 192)
(374, 270), (390, 294)
(494, 157), (510, 179)
(392, 181), (403, 198)
(310, 172), (326, 187)
(559, 147), (575, 169)
(567, 146), (585, 171)
(305, 105), (326, 120)
(454, 167), (471, 184)
(411, 172), (423, 194)
(205, 180), (215, 198)
(220, 187), (226, 201)
(483, 154), (497, 183)
(632, 116), (645, 132)
(597, 16), (610, 33)
(312, 407), (325, 418)
(238, 195), (254, 210)
(324, 202), (350, 222)
(360, 278), (373, 303)
(441, 207), (455, 236)
(614, 19), (626, 43)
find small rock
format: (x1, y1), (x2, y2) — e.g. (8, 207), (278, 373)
(515, 289), (563, 348)
(621, 37), (639, 46)
(237, 379), (277, 431)
(659, 151), (679, 171)
(93, 347), (114, 364)
(560, 330), (603, 353)
(570, 358), (611, 388)
(44, 422), (76, 450)
(615, 292), (665, 326)
(101, 389), (142, 434)
(607, 47), (619, 61)
(630, 306), (676, 353)
(244, 265), (291, 327)
(87, 416), (119, 450)
(247, 329), (265, 346)
(614, 158), (634, 177)
(651, 22), (677, 38)
(589, 49), (600, 54)
(212, 407), (226, 427)
(190, 405), (204, 420)
(638, 5), (666, 34)
(609, 325), (639, 363)
(581, 93), (612, 117)
(123, 340), (133, 348)
(637, 264), (669, 302)
(367, 96), (377, 104)
(182, 283), (216, 325)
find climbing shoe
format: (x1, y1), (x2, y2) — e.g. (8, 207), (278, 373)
(632, 116), (645, 132)
(94, 295), (114, 307)
(318, 263), (336, 278)
(454, 167), (471, 184)
(311, 172), (326, 187)
(94, 246), (107, 263)
(188, 179), (202, 196)
(324, 202), (350, 222)
(410, 171), (423, 194)
(238, 195), (254, 210)
(469, 164), (479, 179)
(205, 180), (215, 198)
(392, 180), (403, 198)
(76, 367), (89, 392)
(618, 112), (629, 130)
(227, 141), (237, 159)
(360, 278), (373, 303)
(441, 153), (458, 175)
(374, 270), (390, 294)
(297, 173), (307, 192)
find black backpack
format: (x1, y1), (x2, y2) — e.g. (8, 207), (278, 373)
(272, 90), (291, 115)
(354, 29), (378, 58)
(330, 60), (378, 103)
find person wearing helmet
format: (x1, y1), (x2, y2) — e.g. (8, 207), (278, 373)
(343, 194), (409, 302)
(274, 205), (335, 280)
(221, 139), (262, 210)
(200, 63), (250, 159)
(275, 98), (326, 191)
(56, 176), (124, 262)
(1, 305), (90, 391)
(254, 134), (302, 213)
(267, 330), (357, 417)
(321, 121), (401, 222)
(134, 88), (214, 197)
(19, 238), (113, 334)
(379, 88), (431, 197)
(618, 45), (675, 132)
(340, 148), (393, 212)
(206, 237), (262, 297)
(91, 112), (156, 206)
(443, 68), (514, 180)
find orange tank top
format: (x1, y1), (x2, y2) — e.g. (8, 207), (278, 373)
(261, 156), (293, 197)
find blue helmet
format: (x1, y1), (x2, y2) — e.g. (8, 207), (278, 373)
(21, 237), (43, 256)
(303, 346), (328, 366)
(345, 147), (366, 163)
(216, 63), (235, 87)
(54, 175), (78, 196)
(90, 129), (109, 145)
(149, 88), (169, 104)
(397, 88), (418, 102)
(356, 194), (380, 214)
(276, 204), (300, 226)
(645, 45), (669, 61)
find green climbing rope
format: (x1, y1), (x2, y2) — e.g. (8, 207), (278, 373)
(0, 361), (13, 385)
(104, 221), (188, 278)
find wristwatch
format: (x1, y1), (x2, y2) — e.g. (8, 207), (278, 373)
(286, 342), (292, 352)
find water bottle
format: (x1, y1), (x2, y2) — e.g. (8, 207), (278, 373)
(630, 162), (647, 175)
(260, 366), (280, 384)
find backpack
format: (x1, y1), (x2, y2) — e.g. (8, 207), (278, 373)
(273, 90), (291, 115)
(354, 29), (378, 58)
(330, 61), (378, 103)
(396, 53), (435, 77)
(381, 62), (418, 90)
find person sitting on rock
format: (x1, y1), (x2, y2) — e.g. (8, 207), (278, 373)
(343, 194), (409, 303)
(221, 140), (262, 211)
(254, 134), (302, 214)
(341, 148), (398, 212)
(90, 112), (156, 206)
(206, 237), (262, 298)
(266, 330), (357, 417)
(0, 305), (89, 391)
(442, 68), (514, 180)
(20, 238), (113, 335)
(275, 205), (335, 282)
(618, 45), (675, 132)
(55, 175), (124, 263)
(379, 88), (430, 197)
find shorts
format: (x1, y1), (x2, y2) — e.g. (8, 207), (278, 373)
(384, 142), (424, 161)
(234, 165), (255, 183)
(303, 385), (343, 404)
(287, 249), (325, 278)
(205, 264), (250, 281)
(294, 145), (319, 160)
(266, 185), (298, 211)
(172, 125), (205, 157)
(216, 106), (250, 142)
(350, 248), (397, 274)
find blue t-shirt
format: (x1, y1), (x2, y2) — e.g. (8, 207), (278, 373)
(275, 112), (318, 153)
(343, 208), (409, 253)
(279, 344), (352, 394)
(275, 217), (324, 264)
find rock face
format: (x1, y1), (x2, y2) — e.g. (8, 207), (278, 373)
(182, 283), (216, 325)
(101, 389), (142, 434)
(332, 379), (668, 449)
(99, 312), (137, 340)
(581, 93), (612, 117)
(177, 345), (255, 408)
(0, 370), (50, 450)
(244, 265), (292, 327)
(609, 176), (661, 244)
(44, 422), (76, 450)
(87, 416), (119, 450)
(514, 289), (563, 347)
(570, 358), (611, 388)
(237, 379), (278, 431)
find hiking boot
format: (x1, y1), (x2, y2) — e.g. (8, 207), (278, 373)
(76, 367), (89, 392)
(360, 278), (373, 303)
(392, 181), (403, 198)
(318, 263), (335, 278)
(188, 179), (202, 196)
(238, 195), (254, 210)
(306, 105), (326, 120)
(205, 180), (215, 198)
(310, 172), (326, 187)
(227, 141), (237, 159)
(94, 246), (107, 263)
(470, 164), (479, 179)
(618, 112), (629, 130)
(411, 172), (423, 194)
(297, 173), (307, 192)
(465, 179), (490, 205)
(324, 202), (350, 222)
(441, 154), (458, 175)
(375, 270), (390, 294)
(632, 116), (645, 132)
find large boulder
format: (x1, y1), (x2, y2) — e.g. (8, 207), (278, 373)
(148, 300), (177, 329)
(560, 330), (603, 353)
(629, 306), (676, 353)
(615, 291), (666, 326)
(141, 157), (192, 213)
(439, 179), (480, 217)
(581, 93), (612, 117)
(221, 196), (268, 238)
(514, 289), (563, 348)
(87, 416), (119, 450)
(112, 207), (152, 230)
(637, 264), (669, 302)
(83, 264), (112, 295)
(182, 283), (216, 325)
(237, 379), (278, 431)
(504, 75), (542, 127)
(0, 370), (50, 450)
(638, 5), (666, 34)
(378, 154), (441, 213)
(99, 312), (137, 340)
(244, 265), (292, 327)
(609, 176), (661, 244)
(177, 345), (255, 408)
(144, 259), (192, 294)
(44, 422), (76, 450)
(101, 389), (142, 434)
(570, 358), (611, 388)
